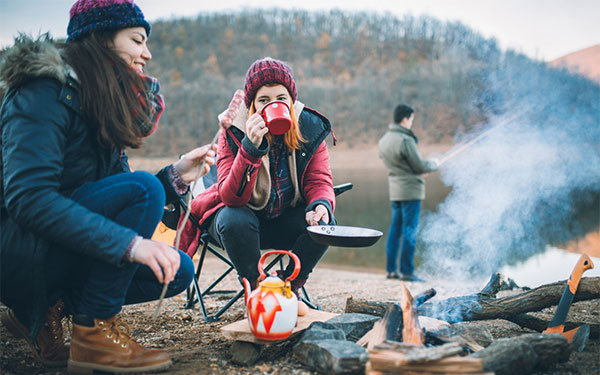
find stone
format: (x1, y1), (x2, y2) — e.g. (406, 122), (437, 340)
(293, 339), (368, 374)
(298, 322), (346, 342)
(230, 341), (261, 366)
(325, 313), (380, 342)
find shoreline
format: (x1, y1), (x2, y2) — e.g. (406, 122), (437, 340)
(127, 143), (452, 173)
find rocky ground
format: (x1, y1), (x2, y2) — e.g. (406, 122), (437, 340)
(1, 257), (598, 375)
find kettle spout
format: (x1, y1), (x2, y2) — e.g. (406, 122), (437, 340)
(242, 277), (252, 306)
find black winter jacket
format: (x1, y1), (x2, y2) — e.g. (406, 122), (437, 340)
(0, 36), (178, 341)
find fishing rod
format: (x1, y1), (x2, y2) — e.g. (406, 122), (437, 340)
(438, 109), (528, 167)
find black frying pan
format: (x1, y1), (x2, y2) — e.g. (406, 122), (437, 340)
(307, 223), (383, 247)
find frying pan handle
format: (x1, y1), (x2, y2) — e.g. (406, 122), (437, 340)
(257, 250), (301, 282)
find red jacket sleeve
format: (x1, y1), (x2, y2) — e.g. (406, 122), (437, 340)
(216, 129), (263, 207)
(302, 141), (335, 212)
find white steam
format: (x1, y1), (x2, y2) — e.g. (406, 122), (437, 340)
(420, 63), (600, 279)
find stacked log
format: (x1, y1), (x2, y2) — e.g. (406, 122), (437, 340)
(367, 342), (490, 374)
(346, 276), (600, 336)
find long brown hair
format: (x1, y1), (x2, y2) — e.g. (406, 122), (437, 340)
(61, 30), (150, 149)
(249, 88), (305, 150)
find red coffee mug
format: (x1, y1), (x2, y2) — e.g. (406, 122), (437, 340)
(261, 101), (292, 135)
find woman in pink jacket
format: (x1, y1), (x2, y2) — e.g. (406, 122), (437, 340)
(182, 58), (335, 310)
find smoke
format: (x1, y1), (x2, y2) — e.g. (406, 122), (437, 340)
(420, 52), (600, 279)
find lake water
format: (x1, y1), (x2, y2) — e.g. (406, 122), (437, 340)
(499, 246), (600, 288)
(322, 167), (600, 288)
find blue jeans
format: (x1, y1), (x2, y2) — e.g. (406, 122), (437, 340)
(46, 171), (194, 319)
(385, 200), (421, 275)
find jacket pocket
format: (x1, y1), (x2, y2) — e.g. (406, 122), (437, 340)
(236, 165), (255, 197)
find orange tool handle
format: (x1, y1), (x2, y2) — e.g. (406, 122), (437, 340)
(567, 254), (594, 294)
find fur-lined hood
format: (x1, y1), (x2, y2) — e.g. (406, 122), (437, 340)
(0, 34), (69, 91)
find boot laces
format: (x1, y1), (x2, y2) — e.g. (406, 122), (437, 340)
(99, 317), (134, 349)
(46, 301), (66, 342)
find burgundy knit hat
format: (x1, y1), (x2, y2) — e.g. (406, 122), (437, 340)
(67, 0), (151, 42)
(243, 57), (297, 108)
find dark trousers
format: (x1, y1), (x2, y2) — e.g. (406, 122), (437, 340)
(385, 200), (421, 275)
(208, 205), (328, 282)
(45, 171), (194, 319)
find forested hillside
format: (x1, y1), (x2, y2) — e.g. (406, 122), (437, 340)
(135, 9), (597, 156)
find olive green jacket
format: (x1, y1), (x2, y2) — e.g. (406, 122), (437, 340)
(378, 123), (437, 201)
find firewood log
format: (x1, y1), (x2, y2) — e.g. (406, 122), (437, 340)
(360, 303), (402, 349)
(366, 333), (570, 375)
(346, 276), (600, 324)
(358, 289), (438, 348)
(370, 341), (465, 363)
(346, 273), (504, 318)
(421, 277), (600, 322)
(506, 309), (599, 338)
(368, 353), (485, 373)
(401, 282), (425, 345)
(425, 323), (489, 352)
(468, 333), (571, 375)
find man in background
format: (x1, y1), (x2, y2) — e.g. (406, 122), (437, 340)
(378, 104), (438, 281)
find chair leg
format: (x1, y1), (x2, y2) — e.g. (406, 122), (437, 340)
(185, 246), (204, 309)
(186, 239), (244, 322)
(300, 286), (320, 310)
(185, 240), (211, 321)
(208, 289), (245, 322)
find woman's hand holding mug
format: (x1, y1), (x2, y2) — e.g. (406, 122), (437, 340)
(246, 113), (269, 147)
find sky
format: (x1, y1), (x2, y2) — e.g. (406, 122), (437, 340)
(1, 0), (598, 61)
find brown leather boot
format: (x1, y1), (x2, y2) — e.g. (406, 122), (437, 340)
(68, 314), (172, 374)
(0, 300), (70, 367)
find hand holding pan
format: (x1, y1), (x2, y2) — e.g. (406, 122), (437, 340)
(307, 220), (383, 247)
(542, 253), (594, 351)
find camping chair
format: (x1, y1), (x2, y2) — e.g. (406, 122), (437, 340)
(162, 168), (353, 322)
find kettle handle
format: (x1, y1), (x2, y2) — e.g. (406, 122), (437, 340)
(257, 250), (301, 282)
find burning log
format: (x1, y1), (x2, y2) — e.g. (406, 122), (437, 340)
(401, 282), (425, 346)
(346, 275), (600, 324)
(357, 303), (402, 349)
(358, 289), (437, 349)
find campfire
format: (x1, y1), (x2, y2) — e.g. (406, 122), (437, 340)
(342, 264), (598, 375)
(223, 255), (597, 375)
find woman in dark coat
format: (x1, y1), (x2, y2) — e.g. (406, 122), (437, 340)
(0, 0), (215, 373)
